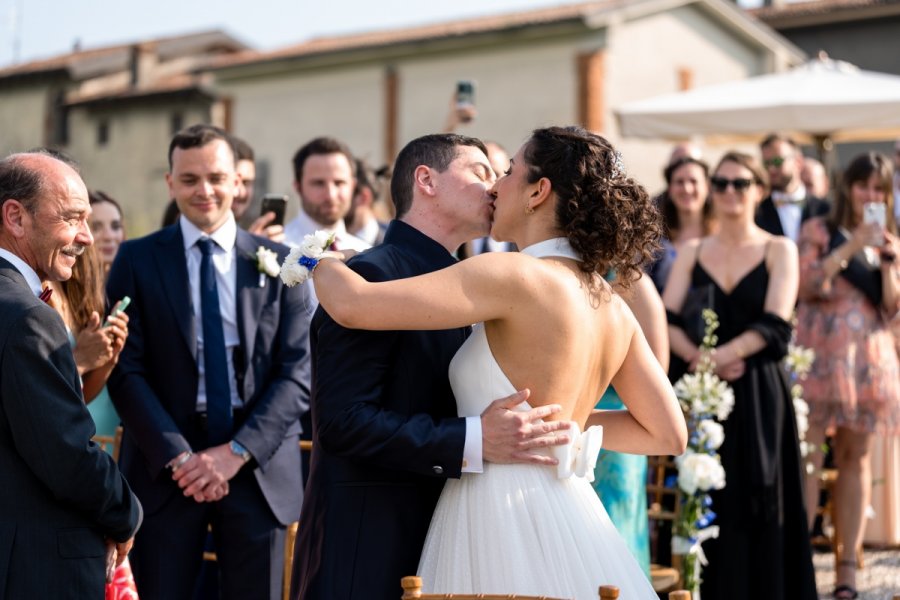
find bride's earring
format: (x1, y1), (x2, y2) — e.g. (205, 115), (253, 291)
(524, 204), (535, 215)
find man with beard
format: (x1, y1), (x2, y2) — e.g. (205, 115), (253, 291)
(755, 133), (830, 243)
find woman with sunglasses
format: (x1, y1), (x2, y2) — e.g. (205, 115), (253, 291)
(795, 152), (900, 600)
(664, 151), (817, 600)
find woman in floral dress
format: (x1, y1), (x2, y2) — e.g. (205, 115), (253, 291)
(797, 152), (900, 600)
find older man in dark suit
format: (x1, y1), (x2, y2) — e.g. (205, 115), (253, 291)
(0, 152), (141, 598)
(756, 133), (830, 243)
(107, 125), (311, 600)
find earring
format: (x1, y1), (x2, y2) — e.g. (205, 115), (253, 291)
(525, 204), (535, 215)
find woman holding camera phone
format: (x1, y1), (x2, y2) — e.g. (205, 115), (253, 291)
(796, 152), (900, 600)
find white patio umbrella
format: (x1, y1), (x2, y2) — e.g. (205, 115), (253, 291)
(616, 54), (900, 151)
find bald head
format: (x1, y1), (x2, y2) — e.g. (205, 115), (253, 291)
(669, 142), (702, 165)
(800, 157), (829, 198)
(0, 151), (92, 281)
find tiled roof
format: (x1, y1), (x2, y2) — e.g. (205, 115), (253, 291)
(0, 30), (247, 80)
(212, 1), (617, 69)
(751, 0), (900, 23)
(64, 73), (214, 106)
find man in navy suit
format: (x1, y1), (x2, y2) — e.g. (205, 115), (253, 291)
(291, 134), (570, 600)
(0, 151), (141, 597)
(107, 125), (311, 600)
(755, 133), (830, 243)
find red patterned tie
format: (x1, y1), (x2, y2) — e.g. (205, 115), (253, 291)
(39, 287), (53, 303)
(329, 237), (340, 252)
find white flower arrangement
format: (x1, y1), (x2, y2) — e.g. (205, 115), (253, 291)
(280, 231), (336, 288)
(785, 342), (816, 470)
(672, 308), (735, 595)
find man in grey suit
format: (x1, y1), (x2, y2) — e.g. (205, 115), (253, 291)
(0, 151), (142, 598)
(107, 125), (311, 599)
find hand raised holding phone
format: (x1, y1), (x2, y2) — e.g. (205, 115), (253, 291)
(103, 297), (131, 358)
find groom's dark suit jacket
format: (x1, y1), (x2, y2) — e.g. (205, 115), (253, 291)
(292, 221), (469, 600)
(0, 257), (142, 599)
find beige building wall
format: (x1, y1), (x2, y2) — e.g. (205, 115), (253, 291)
(609, 4), (769, 190)
(0, 82), (56, 155)
(218, 64), (384, 222)
(66, 101), (210, 236)
(393, 33), (588, 156)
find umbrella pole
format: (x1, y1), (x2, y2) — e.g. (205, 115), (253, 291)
(814, 134), (838, 195)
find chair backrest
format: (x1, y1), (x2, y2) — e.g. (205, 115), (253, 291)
(400, 576), (617, 599)
(669, 591), (692, 600)
(91, 426), (124, 462)
(647, 454), (682, 566)
(283, 521), (300, 600)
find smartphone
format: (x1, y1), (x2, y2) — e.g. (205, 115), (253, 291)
(863, 202), (886, 228)
(455, 80), (475, 109)
(260, 194), (288, 227)
(104, 296), (131, 327)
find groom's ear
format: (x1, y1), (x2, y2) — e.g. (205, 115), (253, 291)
(528, 177), (552, 209)
(414, 165), (437, 198)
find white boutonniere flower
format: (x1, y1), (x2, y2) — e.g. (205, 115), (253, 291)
(255, 246), (280, 287)
(280, 230), (336, 287)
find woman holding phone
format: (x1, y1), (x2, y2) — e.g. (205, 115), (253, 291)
(796, 152), (900, 600)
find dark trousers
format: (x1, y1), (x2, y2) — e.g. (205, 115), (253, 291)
(130, 467), (285, 600)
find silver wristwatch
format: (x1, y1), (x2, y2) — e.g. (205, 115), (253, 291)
(229, 440), (251, 463)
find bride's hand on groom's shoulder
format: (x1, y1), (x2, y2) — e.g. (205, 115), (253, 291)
(480, 389), (571, 465)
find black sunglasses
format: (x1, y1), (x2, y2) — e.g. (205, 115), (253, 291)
(710, 176), (755, 193)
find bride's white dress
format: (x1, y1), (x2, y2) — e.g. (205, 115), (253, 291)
(417, 239), (657, 599)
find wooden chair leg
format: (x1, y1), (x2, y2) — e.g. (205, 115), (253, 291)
(401, 576), (423, 598)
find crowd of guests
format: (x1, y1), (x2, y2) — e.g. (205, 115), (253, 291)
(1, 121), (899, 600)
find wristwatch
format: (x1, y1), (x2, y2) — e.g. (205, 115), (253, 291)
(229, 440), (252, 464)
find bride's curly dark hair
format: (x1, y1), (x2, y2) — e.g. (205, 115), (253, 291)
(523, 126), (661, 289)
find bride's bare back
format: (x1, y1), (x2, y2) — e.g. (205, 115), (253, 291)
(483, 256), (633, 426)
(316, 249), (683, 457)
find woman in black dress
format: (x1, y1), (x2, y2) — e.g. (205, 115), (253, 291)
(663, 151), (817, 600)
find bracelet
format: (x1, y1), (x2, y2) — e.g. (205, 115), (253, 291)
(828, 252), (848, 271)
(168, 451), (193, 471)
(280, 231), (337, 287)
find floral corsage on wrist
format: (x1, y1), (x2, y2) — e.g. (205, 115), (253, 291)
(255, 246), (281, 287)
(280, 231), (336, 287)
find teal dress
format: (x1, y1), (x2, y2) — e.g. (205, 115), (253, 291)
(67, 330), (121, 441)
(592, 386), (651, 576)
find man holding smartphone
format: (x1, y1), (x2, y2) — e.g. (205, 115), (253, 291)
(230, 135), (285, 243)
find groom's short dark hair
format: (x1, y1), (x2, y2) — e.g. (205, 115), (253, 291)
(391, 134), (487, 218)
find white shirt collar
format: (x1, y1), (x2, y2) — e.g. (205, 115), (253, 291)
(0, 247), (44, 296)
(179, 213), (238, 252)
(772, 183), (807, 204)
(292, 209), (348, 238)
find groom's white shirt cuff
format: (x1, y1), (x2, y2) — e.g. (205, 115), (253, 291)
(462, 416), (483, 473)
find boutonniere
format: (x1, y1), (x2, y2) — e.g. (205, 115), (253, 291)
(255, 246), (281, 287)
(280, 231), (336, 287)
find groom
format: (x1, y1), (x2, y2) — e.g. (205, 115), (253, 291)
(292, 134), (570, 600)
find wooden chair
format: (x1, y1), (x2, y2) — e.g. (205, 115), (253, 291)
(91, 425), (124, 462)
(400, 576), (619, 599)
(646, 454), (682, 591)
(282, 521), (299, 600)
(668, 591), (691, 600)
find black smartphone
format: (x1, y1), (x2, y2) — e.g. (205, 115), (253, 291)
(456, 80), (475, 109)
(260, 194), (288, 227)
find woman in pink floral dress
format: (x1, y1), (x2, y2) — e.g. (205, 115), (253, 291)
(796, 152), (900, 600)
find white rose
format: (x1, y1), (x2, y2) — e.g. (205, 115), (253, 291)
(280, 248), (310, 287)
(677, 453), (725, 495)
(256, 246), (281, 277)
(698, 419), (725, 450)
(311, 230), (334, 250)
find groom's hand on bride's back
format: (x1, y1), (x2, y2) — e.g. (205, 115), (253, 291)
(480, 389), (571, 465)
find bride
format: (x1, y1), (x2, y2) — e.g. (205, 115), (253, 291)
(311, 126), (687, 598)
